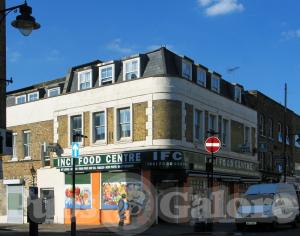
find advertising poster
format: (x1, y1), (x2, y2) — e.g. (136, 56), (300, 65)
(101, 173), (142, 209)
(65, 184), (92, 209)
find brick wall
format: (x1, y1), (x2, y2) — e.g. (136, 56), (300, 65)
(133, 102), (147, 142)
(185, 103), (193, 143)
(107, 108), (114, 144)
(58, 115), (68, 148)
(231, 120), (244, 153)
(84, 112), (90, 146)
(153, 100), (182, 140)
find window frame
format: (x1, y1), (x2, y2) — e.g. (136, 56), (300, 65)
(69, 114), (84, 145)
(23, 130), (31, 160)
(15, 95), (26, 105)
(115, 106), (132, 141)
(27, 92), (39, 102)
(122, 58), (140, 81)
(194, 109), (204, 143)
(196, 67), (206, 87)
(12, 133), (17, 161)
(208, 113), (218, 134)
(92, 111), (106, 144)
(234, 86), (242, 103)
(277, 122), (282, 143)
(244, 126), (251, 148)
(78, 69), (92, 90)
(222, 119), (229, 147)
(211, 75), (220, 93)
(182, 59), (192, 81)
(99, 64), (115, 85)
(286, 126), (290, 145)
(47, 87), (60, 97)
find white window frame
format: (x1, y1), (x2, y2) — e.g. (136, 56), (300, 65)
(27, 92), (39, 102)
(196, 67), (206, 87)
(208, 113), (218, 134)
(69, 113), (84, 145)
(244, 126), (251, 148)
(99, 64), (115, 85)
(194, 109), (204, 143)
(12, 133), (17, 161)
(92, 110), (106, 144)
(234, 86), (241, 103)
(23, 130), (31, 160)
(47, 87), (60, 97)
(16, 95), (26, 104)
(286, 126), (290, 145)
(123, 58), (140, 81)
(115, 105), (133, 142)
(182, 59), (192, 80)
(78, 69), (92, 90)
(278, 122), (282, 143)
(211, 75), (220, 93)
(222, 119), (229, 147)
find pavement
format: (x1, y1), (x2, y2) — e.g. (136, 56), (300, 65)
(0, 222), (300, 236)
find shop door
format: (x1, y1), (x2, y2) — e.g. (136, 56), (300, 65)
(7, 185), (23, 224)
(40, 189), (55, 223)
(156, 181), (179, 224)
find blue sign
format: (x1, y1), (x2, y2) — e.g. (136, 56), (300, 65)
(72, 142), (80, 158)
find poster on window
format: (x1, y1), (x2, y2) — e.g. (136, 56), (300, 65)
(65, 184), (92, 209)
(101, 172), (142, 209)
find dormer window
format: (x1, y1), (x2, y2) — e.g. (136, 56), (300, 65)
(234, 86), (242, 103)
(100, 64), (114, 85)
(78, 70), (92, 90)
(182, 60), (192, 80)
(123, 58), (140, 81)
(48, 87), (60, 97)
(197, 67), (206, 86)
(28, 92), (39, 102)
(211, 74), (220, 93)
(16, 95), (26, 104)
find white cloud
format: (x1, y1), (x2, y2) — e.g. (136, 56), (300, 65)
(197, 0), (244, 16)
(198, 0), (212, 7)
(46, 49), (61, 61)
(281, 29), (300, 40)
(107, 38), (133, 54)
(9, 51), (21, 63)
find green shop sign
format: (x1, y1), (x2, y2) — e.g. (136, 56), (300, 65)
(53, 150), (186, 172)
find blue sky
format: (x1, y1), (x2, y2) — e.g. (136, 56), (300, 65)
(5, 0), (300, 113)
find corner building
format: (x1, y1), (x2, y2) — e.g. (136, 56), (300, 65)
(2, 47), (259, 224)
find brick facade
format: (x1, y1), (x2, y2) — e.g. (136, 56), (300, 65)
(57, 115), (68, 148)
(153, 100), (182, 140)
(107, 108), (114, 144)
(133, 102), (147, 142)
(185, 103), (193, 143)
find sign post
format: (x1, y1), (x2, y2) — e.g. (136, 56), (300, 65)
(204, 132), (221, 228)
(71, 141), (79, 236)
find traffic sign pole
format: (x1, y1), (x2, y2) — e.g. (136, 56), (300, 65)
(204, 132), (221, 227)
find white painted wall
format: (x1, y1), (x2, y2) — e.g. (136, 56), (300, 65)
(37, 168), (65, 224)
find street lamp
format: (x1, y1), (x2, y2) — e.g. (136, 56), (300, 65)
(0, 1), (40, 36)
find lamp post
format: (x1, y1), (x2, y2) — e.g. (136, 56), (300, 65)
(71, 133), (87, 236)
(0, 0), (40, 152)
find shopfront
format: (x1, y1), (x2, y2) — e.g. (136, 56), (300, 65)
(53, 149), (260, 224)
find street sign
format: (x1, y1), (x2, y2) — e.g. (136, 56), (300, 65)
(205, 136), (221, 153)
(72, 142), (80, 158)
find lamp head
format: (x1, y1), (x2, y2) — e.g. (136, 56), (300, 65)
(11, 3), (40, 36)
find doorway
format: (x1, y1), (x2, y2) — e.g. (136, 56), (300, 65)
(40, 189), (55, 224)
(7, 185), (23, 223)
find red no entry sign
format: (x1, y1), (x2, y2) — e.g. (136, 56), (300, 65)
(205, 136), (221, 153)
